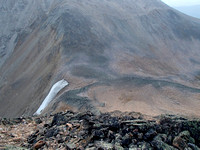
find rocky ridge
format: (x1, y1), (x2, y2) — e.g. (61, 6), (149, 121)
(0, 111), (200, 150)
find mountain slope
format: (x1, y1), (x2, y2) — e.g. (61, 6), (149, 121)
(0, 0), (200, 117)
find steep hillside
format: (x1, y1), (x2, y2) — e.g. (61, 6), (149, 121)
(0, 0), (200, 117)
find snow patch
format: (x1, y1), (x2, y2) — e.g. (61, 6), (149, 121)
(34, 79), (68, 115)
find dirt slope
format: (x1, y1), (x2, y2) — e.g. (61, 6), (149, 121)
(0, 0), (200, 117)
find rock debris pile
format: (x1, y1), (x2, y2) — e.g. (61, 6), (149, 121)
(0, 111), (200, 150)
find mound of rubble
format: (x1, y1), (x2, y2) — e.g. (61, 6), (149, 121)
(0, 111), (200, 149)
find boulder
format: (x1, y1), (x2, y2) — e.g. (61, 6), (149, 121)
(114, 143), (124, 150)
(152, 134), (175, 150)
(173, 136), (188, 150)
(33, 140), (45, 149)
(188, 143), (200, 150)
(178, 131), (195, 144)
(34, 118), (42, 124)
(144, 129), (157, 141)
(66, 143), (76, 149)
(94, 141), (114, 149)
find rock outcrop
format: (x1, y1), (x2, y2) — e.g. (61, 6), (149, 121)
(0, 111), (200, 149)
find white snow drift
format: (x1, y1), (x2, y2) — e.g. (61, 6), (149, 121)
(34, 79), (68, 115)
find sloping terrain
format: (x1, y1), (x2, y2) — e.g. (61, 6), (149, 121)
(0, 0), (200, 117)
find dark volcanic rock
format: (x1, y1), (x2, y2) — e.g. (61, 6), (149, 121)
(45, 128), (59, 138)
(144, 129), (157, 141)
(182, 121), (200, 147)
(188, 143), (200, 150)
(173, 136), (188, 150)
(51, 113), (68, 126)
(34, 118), (42, 124)
(1, 111), (200, 149)
(151, 134), (174, 150)
(27, 132), (38, 144)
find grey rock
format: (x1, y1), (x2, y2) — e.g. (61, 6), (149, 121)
(172, 130), (196, 150)
(173, 136), (188, 150)
(34, 118), (42, 124)
(129, 146), (138, 150)
(121, 133), (132, 147)
(144, 129), (157, 141)
(188, 143), (200, 150)
(114, 143), (124, 150)
(115, 133), (122, 141)
(85, 147), (96, 150)
(66, 143), (76, 149)
(95, 141), (114, 149)
(152, 134), (176, 150)
(178, 131), (195, 144)
(137, 133), (144, 140)
(138, 142), (153, 150)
